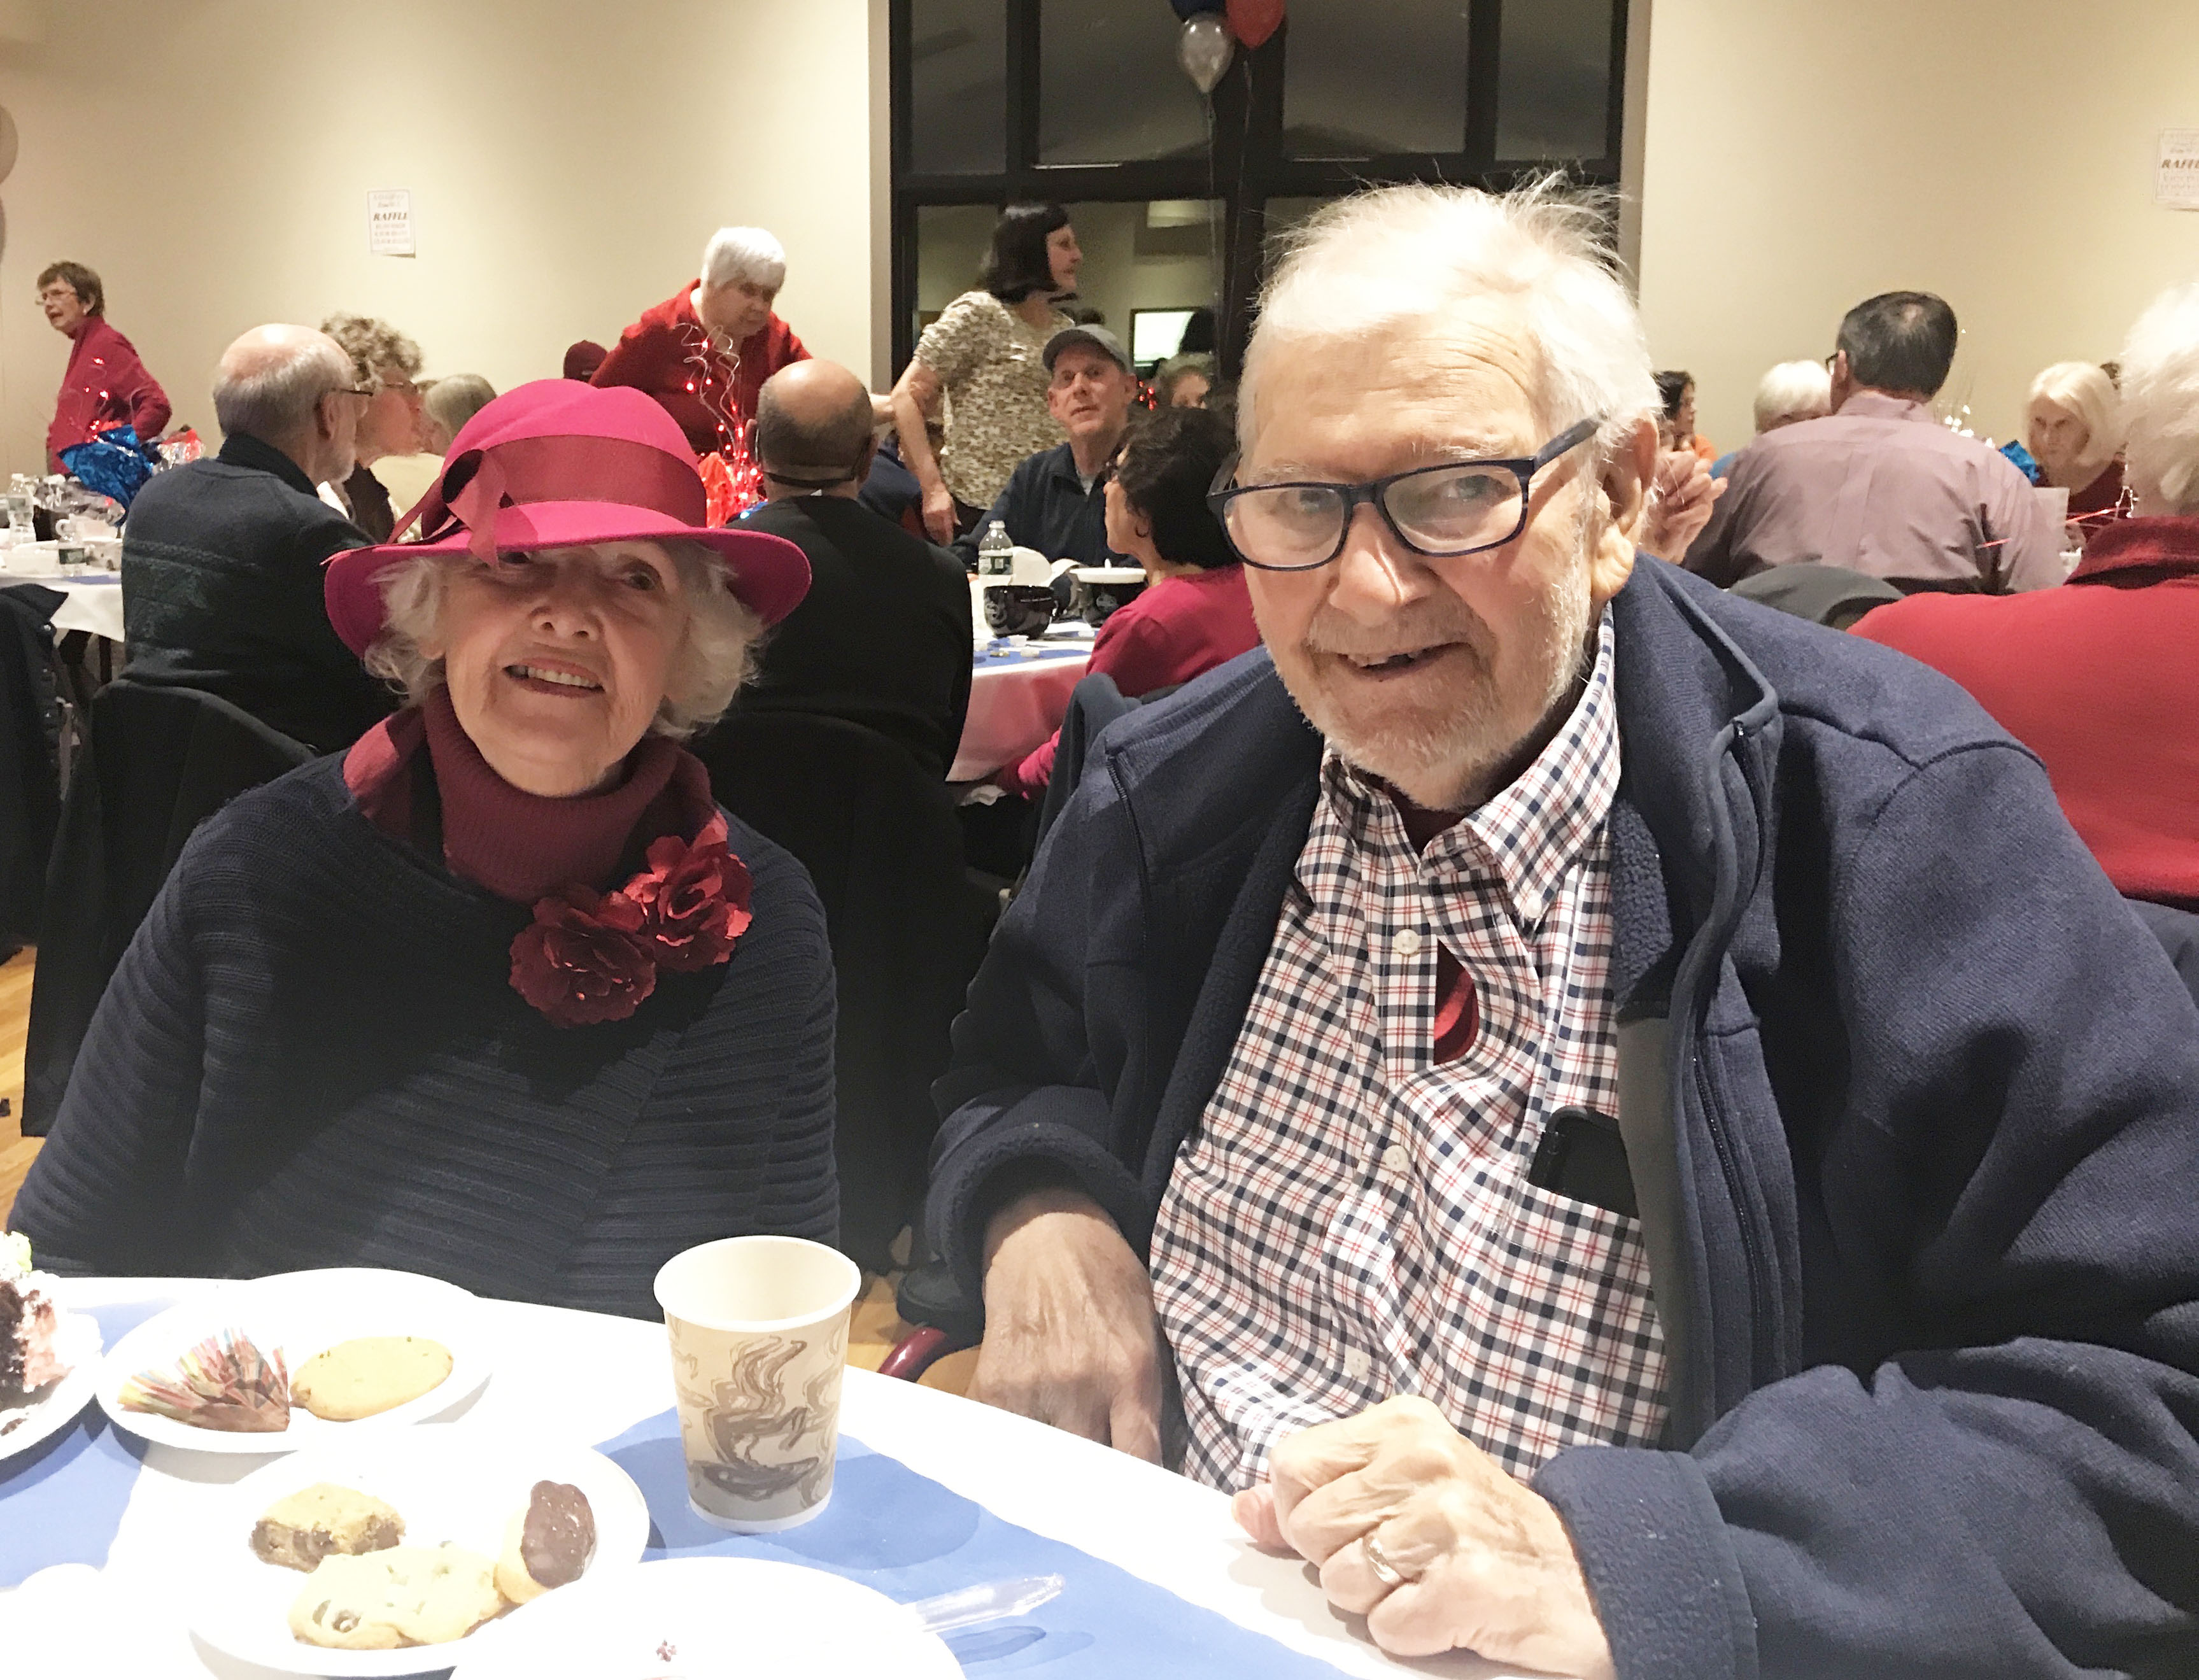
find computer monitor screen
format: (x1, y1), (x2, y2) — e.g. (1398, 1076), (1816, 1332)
(1130, 308), (1198, 368)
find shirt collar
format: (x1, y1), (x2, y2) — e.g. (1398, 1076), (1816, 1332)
(1320, 609), (1621, 928)
(1837, 390), (1935, 425)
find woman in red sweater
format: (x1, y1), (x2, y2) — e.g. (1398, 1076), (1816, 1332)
(592, 227), (809, 470)
(39, 260), (169, 471)
(998, 406), (1259, 797)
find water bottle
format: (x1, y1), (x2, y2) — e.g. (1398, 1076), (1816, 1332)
(977, 520), (1012, 579)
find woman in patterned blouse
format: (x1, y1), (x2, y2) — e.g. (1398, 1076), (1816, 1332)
(889, 203), (1083, 544)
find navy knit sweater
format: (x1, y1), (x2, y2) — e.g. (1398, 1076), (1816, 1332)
(14, 756), (838, 1319)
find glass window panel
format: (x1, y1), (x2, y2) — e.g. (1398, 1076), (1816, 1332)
(909, 0), (1006, 174)
(1495, 0), (1615, 161)
(1282, 0), (1471, 160)
(1039, 0), (1206, 166)
(914, 199), (1222, 364)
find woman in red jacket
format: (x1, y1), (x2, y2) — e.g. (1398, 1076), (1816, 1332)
(997, 406), (1259, 798)
(592, 227), (809, 473)
(39, 260), (169, 471)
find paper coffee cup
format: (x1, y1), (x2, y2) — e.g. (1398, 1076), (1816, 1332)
(653, 1236), (862, 1533)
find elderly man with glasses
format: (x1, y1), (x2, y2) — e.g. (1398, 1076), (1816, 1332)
(121, 323), (393, 752)
(924, 183), (2199, 1679)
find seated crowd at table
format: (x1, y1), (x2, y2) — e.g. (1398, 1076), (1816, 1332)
(11, 178), (2199, 1676)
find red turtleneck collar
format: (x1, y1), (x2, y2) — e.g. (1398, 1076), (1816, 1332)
(344, 686), (719, 905)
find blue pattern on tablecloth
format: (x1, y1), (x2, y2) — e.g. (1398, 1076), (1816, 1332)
(595, 1408), (1355, 1677)
(0, 1302), (169, 1588)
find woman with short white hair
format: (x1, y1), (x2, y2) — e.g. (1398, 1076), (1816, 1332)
(13, 380), (839, 1317)
(2025, 360), (2125, 521)
(593, 225), (811, 480)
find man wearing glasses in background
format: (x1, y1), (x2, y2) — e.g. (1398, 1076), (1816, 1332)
(924, 183), (2199, 1677)
(121, 323), (393, 753)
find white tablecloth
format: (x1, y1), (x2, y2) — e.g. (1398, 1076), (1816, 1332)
(1, 571), (125, 643)
(9, 1279), (1514, 1679)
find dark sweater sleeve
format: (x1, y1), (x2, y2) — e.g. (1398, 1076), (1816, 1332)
(927, 752), (1153, 1304)
(11, 844), (213, 1274)
(754, 924), (842, 1246)
(1539, 742), (2199, 1679)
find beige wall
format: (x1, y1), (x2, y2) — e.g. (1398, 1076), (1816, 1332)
(1637, 0), (2199, 454)
(0, 0), (878, 477)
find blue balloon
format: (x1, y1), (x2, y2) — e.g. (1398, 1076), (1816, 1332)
(1170, 0), (1221, 18)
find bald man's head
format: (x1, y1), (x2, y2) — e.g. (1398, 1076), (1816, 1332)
(754, 359), (875, 491)
(213, 324), (356, 448)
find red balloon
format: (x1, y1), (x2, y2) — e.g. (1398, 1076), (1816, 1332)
(1226, 0), (1283, 50)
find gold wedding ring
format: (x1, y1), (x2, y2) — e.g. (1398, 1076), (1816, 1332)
(1363, 1532), (1410, 1589)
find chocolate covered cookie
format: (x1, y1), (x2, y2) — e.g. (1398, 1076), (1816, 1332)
(493, 1479), (597, 1605)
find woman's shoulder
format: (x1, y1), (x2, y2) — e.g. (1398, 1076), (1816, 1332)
(718, 810), (829, 950)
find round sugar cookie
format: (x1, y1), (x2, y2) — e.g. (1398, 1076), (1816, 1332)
(292, 1336), (453, 1422)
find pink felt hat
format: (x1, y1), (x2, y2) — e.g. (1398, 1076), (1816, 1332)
(323, 379), (810, 657)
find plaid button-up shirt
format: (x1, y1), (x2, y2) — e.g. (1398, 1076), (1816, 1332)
(1149, 616), (1668, 1488)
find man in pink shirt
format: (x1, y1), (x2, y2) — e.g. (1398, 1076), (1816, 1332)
(40, 260), (169, 472)
(1685, 291), (2060, 593)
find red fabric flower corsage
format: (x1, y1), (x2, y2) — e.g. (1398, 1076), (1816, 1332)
(508, 817), (753, 1027)
(625, 814), (754, 973)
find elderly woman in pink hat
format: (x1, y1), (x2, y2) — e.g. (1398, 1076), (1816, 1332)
(15, 382), (838, 1318)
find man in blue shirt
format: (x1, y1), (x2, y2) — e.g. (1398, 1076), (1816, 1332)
(953, 325), (1138, 575)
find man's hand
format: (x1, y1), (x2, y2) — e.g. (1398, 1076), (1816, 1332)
(971, 1186), (1164, 1462)
(922, 483), (961, 546)
(1232, 1397), (1615, 1679)
(1639, 448), (1724, 560)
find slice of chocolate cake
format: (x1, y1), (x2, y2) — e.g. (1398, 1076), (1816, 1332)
(1, 1231), (78, 1401)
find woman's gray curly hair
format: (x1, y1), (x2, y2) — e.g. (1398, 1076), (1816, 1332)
(363, 539), (764, 738)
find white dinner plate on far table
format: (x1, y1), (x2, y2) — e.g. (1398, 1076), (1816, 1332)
(191, 1428), (649, 1677)
(95, 1267), (489, 1454)
(451, 1556), (963, 1679)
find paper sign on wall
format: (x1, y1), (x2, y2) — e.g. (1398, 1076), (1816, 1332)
(2158, 133), (2199, 210)
(368, 189), (416, 255)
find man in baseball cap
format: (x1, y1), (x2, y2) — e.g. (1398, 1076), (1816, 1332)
(951, 321), (1141, 575)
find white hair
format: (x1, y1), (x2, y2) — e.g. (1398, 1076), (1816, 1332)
(1241, 180), (1660, 463)
(363, 539), (765, 738)
(701, 227), (788, 294)
(2118, 283), (2199, 517)
(213, 332), (352, 441)
(2026, 360), (2123, 483)
(1753, 360), (1832, 433)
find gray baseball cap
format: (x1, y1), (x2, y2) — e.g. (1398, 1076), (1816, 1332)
(1043, 323), (1132, 374)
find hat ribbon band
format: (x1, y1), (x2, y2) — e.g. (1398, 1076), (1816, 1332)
(394, 435), (711, 561)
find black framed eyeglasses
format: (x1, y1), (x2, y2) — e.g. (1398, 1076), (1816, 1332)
(1206, 416), (1605, 573)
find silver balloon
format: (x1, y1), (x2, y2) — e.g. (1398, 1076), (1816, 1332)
(0, 108), (18, 187)
(1177, 13), (1234, 95)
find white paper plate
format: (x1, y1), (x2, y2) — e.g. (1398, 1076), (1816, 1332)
(191, 1428), (650, 1677)
(95, 1268), (490, 1454)
(0, 1313), (103, 1465)
(450, 1555), (962, 1679)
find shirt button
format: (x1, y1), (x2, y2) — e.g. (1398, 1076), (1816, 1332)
(1341, 1346), (1371, 1382)
(1394, 928), (1424, 957)
(1379, 1143), (1410, 1179)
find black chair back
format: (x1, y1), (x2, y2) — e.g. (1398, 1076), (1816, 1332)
(22, 680), (313, 1133)
(0, 584), (65, 945)
(689, 710), (994, 1271)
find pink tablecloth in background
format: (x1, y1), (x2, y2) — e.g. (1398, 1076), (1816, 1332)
(950, 651), (1091, 781)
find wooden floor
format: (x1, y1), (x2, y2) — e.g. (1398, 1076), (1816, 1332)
(0, 947), (35, 1227)
(0, 944), (975, 1390)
